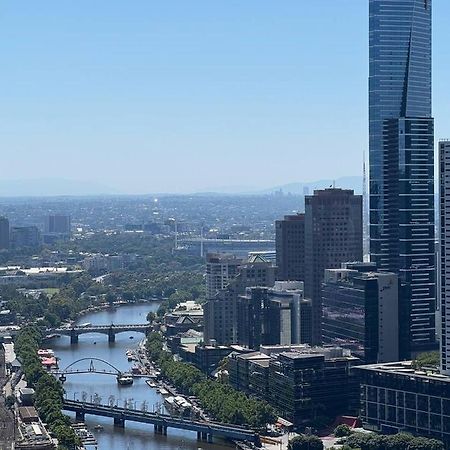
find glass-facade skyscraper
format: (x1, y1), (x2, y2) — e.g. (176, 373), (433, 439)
(369, 0), (435, 357)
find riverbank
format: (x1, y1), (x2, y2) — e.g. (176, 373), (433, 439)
(49, 302), (231, 450)
(76, 297), (164, 317)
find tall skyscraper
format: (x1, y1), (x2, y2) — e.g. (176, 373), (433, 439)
(0, 217), (9, 250)
(369, 0), (435, 356)
(304, 188), (363, 344)
(439, 140), (450, 375)
(275, 214), (305, 282)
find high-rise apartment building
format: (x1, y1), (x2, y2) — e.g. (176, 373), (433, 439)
(304, 188), (363, 344)
(275, 214), (305, 282)
(439, 140), (450, 375)
(203, 255), (276, 345)
(0, 217), (9, 250)
(205, 253), (242, 300)
(369, 0), (435, 356)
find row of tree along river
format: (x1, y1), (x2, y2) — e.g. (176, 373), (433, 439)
(49, 302), (232, 450)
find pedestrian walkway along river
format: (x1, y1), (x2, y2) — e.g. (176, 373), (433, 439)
(49, 302), (232, 450)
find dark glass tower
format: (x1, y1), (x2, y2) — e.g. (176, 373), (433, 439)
(369, 0), (435, 356)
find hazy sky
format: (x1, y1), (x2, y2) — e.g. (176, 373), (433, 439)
(1, 1), (449, 194)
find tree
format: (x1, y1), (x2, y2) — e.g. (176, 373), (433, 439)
(288, 435), (323, 450)
(5, 395), (15, 409)
(407, 437), (444, 450)
(334, 424), (352, 438)
(412, 351), (440, 369)
(106, 292), (116, 305)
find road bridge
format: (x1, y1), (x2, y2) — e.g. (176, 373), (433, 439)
(62, 400), (260, 445)
(51, 323), (151, 344)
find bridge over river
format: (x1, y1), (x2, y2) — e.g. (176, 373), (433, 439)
(51, 323), (151, 344)
(62, 399), (260, 445)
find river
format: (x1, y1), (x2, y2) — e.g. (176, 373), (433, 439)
(49, 302), (232, 450)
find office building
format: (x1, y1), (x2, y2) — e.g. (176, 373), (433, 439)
(237, 281), (312, 349)
(229, 345), (359, 426)
(304, 188), (363, 344)
(45, 214), (71, 235)
(439, 140), (450, 375)
(275, 214), (305, 282)
(10, 226), (41, 250)
(0, 217), (9, 250)
(355, 361), (450, 447)
(369, 0), (436, 356)
(322, 265), (403, 363)
(203, 254), (276, 345)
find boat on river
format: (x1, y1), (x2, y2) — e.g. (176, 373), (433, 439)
(117, 373), (133, 385)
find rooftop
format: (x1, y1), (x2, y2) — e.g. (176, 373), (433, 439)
(354, 361), (450, 383)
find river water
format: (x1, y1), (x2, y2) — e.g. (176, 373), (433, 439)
(49, 303), (232, 450)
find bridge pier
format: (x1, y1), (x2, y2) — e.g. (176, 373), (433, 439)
(75, 411), (85, 422)
(108, 329), (116, 343)
(70, 332), (79, 345)
(114, 417), (125, 427)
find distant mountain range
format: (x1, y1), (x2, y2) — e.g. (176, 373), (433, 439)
(196, 176), (363, 196)
(0, 176), (363, 197)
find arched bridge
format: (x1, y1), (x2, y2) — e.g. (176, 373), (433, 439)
(51, 323), (151, 344)
(54, 358), (122, 380)
(62, 399), (260, 445)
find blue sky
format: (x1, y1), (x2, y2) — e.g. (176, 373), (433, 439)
(0, 1), (449, 194)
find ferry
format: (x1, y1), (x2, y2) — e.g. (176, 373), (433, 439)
(117, 373), (133, 386)
(164, 395), (192, 416)
(79, 322), (92, 328)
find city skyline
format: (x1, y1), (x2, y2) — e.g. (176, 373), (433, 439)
(1, 1), (450, 194)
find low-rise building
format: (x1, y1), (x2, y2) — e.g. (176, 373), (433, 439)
(229, 344), (360, 426)
(354, 361), (450, 447)
(164, 301), (203, 336)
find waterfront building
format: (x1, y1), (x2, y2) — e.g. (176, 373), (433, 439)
(275, 214), (305, 282)
(369, 0), (436, 357)
(304, 188), (363, 344)
(322, 264), (403, 363)
(355, 361), (450, 447)
(237, 281), (312, 349)
(439, 140), (450, 375)
(0, 217), (9, 250)
(164, 301), (203, 337)
(203, 254), (276, 345)
(229, 345), (359, 426)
